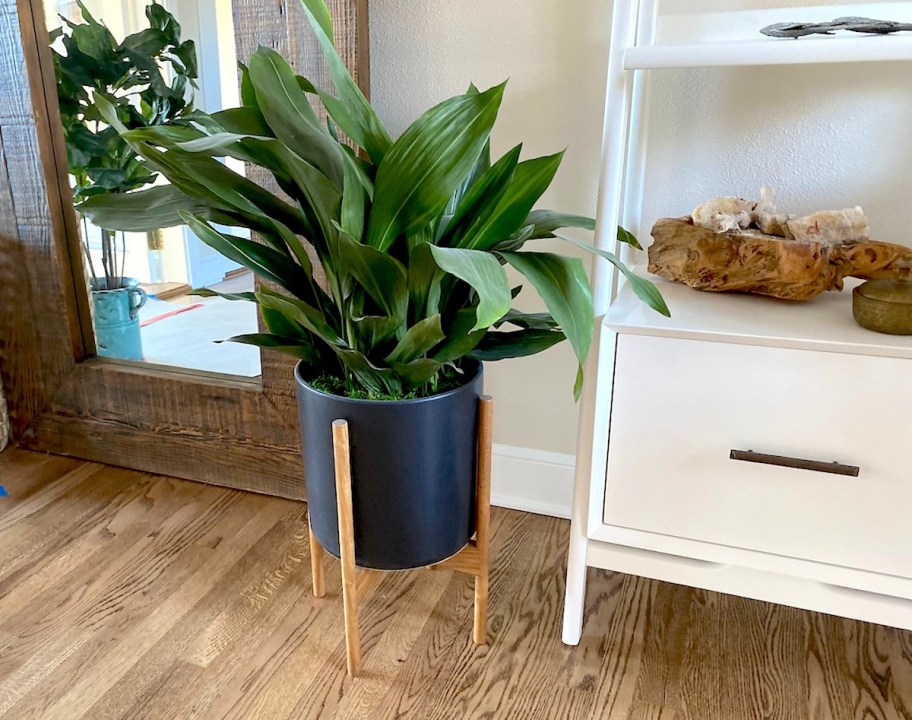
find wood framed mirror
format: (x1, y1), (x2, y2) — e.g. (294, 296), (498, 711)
(0, 0), (369, 498)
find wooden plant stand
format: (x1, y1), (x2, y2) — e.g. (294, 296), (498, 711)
(307, 396), (494, 677)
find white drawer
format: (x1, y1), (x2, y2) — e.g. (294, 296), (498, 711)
(603, 334), (912, 579)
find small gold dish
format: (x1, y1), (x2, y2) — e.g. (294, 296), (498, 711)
(853, 279), (912, 335)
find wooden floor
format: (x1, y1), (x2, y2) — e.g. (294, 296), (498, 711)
(0, 448), (909, 719)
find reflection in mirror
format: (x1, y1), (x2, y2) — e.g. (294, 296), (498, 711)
(46, 0), (260, 377)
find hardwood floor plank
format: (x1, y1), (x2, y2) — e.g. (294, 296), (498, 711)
(0, 463), (119, 581)
(40, 502), (299, 720)
(845, 621), (909, 720)
(318, 570), (453, 720)
(587, 573), (655, 719)
(144, 510), (320, 720)
(0, 449), (81, 493)
(626, 700), (677, 720)
(0, 471), (185, 685)
(0, 627), (90, 718)
(84, 501), (300, 720)
(0, 449), (910, 720)
(628, 579), (693, 714)
(806, 613), (856, 719)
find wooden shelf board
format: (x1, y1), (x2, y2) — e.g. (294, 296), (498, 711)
(605, 269), (912, 360)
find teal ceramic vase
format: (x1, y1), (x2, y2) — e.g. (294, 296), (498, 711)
(90, 277), (146, 361)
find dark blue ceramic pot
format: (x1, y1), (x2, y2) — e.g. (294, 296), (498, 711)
(295, 360), (483, 570)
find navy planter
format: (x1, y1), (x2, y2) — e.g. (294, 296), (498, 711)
(295, 361), (483, 570)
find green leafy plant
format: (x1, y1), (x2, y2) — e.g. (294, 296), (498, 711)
(52, 0), (197, 288)
(80, 0), (668, 399)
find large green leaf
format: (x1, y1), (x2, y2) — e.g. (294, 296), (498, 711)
(119, 132), (307, 238)
(333, 347), (401, 396)
(224, 333), (323, 362)
(255, 288), (342, 348)
(555, 235), (670, 317)
(407, 242), (442, 320)
(460, 151), (564, 250)
(499, 251), (594, 391)
(366, 83), (506, 252)
(524, 210), (594, 239)
(351, 315), (400, 349)
(429, 246), (512, 331)
(190, 288), (257, 302)
(171, 152), (306, 234)
(297, 0), (392, 165)
(78, 184), (200, 232)
(171, 131), (271, 154)
(121, 124), (204, 145)
(385, 315), (445, 364)
(179, 212), (309, 297)
(260, 301), (305, 339)
(523, 211), (642, 249)
(445, 139), (490, 216)
(330, 228), (408, 322)
(432, 308), (485, 363)
(247, 46), (343, 185)
(169, 130), (341, 252)
(340, 152), (367, 242)
(441, 144), (521, 247)
(468, 328), (566, 361)
(616, 226), (642, 250)
(209, 106), (274, 137)
(389, 358), (443, 387)
(494, 310), (559, 330)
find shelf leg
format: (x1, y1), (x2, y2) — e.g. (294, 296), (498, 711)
(562, 530), (588, 646)
(333, 419), (361, 677)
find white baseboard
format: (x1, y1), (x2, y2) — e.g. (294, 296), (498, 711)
(490, 444), (575, 519)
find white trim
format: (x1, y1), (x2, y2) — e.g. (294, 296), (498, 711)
(587, 524), (912, 602)
(491, 444), (575, 519)
(587, 540), (912, 633)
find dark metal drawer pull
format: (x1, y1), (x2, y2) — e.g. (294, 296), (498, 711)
(729, 449), (860, 477)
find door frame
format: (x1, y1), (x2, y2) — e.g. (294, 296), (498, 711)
(0, 0), (370, 498)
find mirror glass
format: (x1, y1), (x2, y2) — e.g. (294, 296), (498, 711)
(46, 0), (260, 377)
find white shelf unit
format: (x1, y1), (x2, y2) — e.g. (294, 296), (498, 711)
(607, 272), (912, 360)
(562, 1), (912, 646)
(628, 3), (912, 68)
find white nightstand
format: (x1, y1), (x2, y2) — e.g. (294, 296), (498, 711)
(562, 1), (912, 645)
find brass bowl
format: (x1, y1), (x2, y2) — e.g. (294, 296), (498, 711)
(853, 279), (912, 335)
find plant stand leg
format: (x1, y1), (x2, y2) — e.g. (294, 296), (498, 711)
(429, 395), (494, 645)
(473, 396), (493, 644)
(308, 516), (325, 599)
(333, 419), (361, 677)
(324, 397), (494, 676)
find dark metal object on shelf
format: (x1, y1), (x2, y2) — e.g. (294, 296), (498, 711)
(762, 17), (912, 39)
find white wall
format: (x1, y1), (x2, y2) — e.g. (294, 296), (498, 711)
(370, 0), (912, 455)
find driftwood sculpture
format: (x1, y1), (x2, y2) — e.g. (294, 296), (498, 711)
(648, 190), (912, 301)
(761, 17), (912, 39)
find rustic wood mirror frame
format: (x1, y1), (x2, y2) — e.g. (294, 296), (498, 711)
(0, 0), (369, 498)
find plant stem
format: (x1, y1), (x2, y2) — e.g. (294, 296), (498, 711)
(119, 230), (126, 287)
(81, 216), (98, 284)
(101, 228), (112, 287)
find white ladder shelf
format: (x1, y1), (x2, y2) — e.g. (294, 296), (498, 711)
(562, 0), (912, 646)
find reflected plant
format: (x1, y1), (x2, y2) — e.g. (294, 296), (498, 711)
(51, 0), (197, 289)
(80, 0), (668, 399)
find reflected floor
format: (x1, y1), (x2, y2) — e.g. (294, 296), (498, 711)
(136, 271), (260, 377)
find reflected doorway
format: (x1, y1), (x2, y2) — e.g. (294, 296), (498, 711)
(46, 0), (260, 377)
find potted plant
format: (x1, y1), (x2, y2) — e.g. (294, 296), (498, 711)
(80, 0), (669, 569)
(52, 0), (197, 360)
